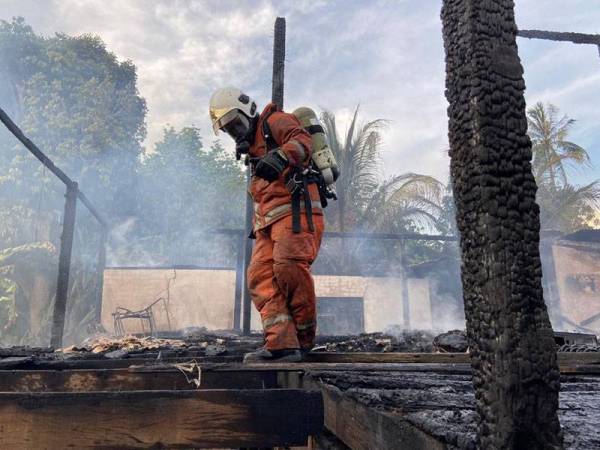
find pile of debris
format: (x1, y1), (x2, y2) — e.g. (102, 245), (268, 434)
(313, 331), (436, 353)
(432, 330), (469, 353)
(54, 331), (264, 360)
(1, 330), (475, 367)
(61, 336), (190, 359)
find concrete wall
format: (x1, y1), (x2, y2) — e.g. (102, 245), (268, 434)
(102, 269), (433, 334)
(102, 269), (236, 334)
(553, 242), (600, 332)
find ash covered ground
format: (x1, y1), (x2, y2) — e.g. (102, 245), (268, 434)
(309, 370), (600, 450)
(0, 329), (467, 365)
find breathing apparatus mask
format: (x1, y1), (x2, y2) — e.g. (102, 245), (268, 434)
(209, 88), (259, 161)
(219, 112), (256, 161)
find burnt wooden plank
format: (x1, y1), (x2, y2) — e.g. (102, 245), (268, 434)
(0, 351), (596, 372)
(0, 389), (323, 449)
(308, 370), (600, 450)
(316, 382), (446, 450)
(0, 355), (242, 370)
(304, 352), (472, 364)
(305, 352), (600, 365)
(0, 368), (294, 392)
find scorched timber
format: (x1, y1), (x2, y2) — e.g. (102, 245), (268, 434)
(0, 389), (323, 449)
(304, 369), (600, 450)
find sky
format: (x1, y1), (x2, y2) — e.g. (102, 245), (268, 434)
(1, 0), (599, 185)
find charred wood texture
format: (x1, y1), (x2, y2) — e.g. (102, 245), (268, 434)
(441, 1), (563, 449)
(518, 29), (600, 59)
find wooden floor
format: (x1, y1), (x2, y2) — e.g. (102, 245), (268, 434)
(0, 352), (599, 449)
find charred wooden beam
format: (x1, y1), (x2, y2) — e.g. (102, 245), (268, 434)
(0, 106), (108, 227)
(518, 29), (600, 58)
(0, 389), (323, 449)
(441, 1), (562, 448)
(242, 17), (288, 335)
(307, 369), (600, 450)
(0, 367), (301, 392)
(50, 181), (78, 349)
(0, 352), (597, 372)
(315, 382), (446, 450)
(272, 17), (286, 109)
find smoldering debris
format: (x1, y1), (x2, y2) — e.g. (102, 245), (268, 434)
(57, 333), (263, 360)
(313, 331), (436, 353)
(308, 368), (600, 450)
(433, 330), (469, 353)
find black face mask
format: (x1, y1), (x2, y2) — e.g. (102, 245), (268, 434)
(232, 115), (258, 161)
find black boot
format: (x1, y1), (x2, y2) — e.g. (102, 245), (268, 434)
(243, 347), (301, 363)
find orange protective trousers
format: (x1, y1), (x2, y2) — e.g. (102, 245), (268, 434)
(247, 213), (324, 350)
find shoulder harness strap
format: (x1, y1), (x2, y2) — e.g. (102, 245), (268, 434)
(262, 110), (316, 234)
(261, 112), (279, 152)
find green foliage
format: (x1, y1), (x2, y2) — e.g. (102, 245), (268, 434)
(527, 102), (600, 232)
(361, 173), (445, 233)
(0, 18), (146, 344)
(129, 127), (245, 265)
(321, 106), (384, 232)
(0, 242), (56, 345)
(0, 277), (17, 338)
(321, 106), (445, 234)
(316, 107), (452, 275)
(0, 16), (147, 229)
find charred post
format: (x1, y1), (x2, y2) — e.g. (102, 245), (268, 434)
(243, 17), (287, 335)
(234, 231), (244, 331)
(50, 181), (78, 349)
(93, 226), (108, 324)
(441, 1), (563, 448)
(242, 174), (253, 335)
(272, 17), (286, 109)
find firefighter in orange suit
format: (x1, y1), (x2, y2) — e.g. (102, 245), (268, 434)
(209, 87), (324, 362)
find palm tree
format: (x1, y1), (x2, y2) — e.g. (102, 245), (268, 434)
(359, 173), (444, 233)
(317, 107), (445, 275)
(321, 106), (444, 233)
(320, 107), (382, 232)
(527, 102), (600, 231)
(527, 102), (591, 189)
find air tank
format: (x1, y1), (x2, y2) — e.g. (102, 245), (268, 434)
(293, 107), (339, 185)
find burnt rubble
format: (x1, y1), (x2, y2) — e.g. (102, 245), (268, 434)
(433, 329), (469, 353)
(1, 329), (596, 367)
(308, 369), (600, 450)
(0, 331), (438, 366)
(314, 331), (436, 353)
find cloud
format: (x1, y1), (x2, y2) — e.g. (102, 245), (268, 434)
(1, 0), (599, 185)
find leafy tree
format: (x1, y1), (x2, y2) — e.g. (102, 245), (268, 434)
(316, 107), (449, 275)
(129, 127), (245, 266)
(321, 106), (444, 234)
(0, 18), (146, 344)
(527, 102), (600, 232)
(0, 17), (147, 236)
(361, 173), (444, 233)
(321, 107), (383, 232)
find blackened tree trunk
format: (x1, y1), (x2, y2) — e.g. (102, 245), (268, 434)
(441, 1), (563, 449)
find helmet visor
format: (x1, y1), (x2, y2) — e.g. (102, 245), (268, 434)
(222, 113), (250, 142)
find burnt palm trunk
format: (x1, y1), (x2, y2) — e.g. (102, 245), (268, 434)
(441, 1), (563, 448)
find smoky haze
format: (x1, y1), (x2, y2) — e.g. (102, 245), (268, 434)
(0, 15), (597, 346)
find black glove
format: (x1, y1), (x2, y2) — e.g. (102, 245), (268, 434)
(255, 149), (288, 182)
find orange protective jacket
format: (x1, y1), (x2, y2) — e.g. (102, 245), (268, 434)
(248, 103), (323, 231)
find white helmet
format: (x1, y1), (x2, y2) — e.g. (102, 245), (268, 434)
(209, 87), (258, 135)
